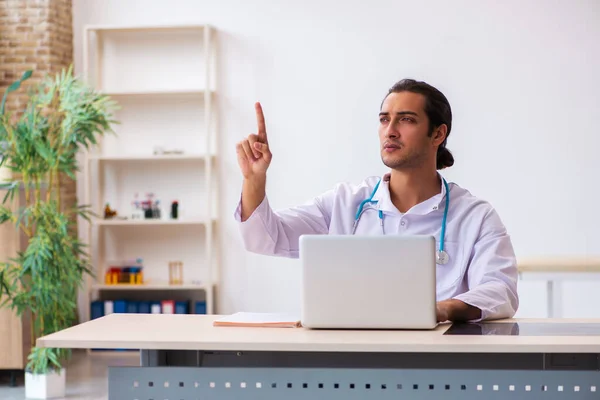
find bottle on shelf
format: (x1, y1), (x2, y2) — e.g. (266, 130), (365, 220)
(143, 192), (155, 219)
(131, 193), (144, 219)
(153, 199), (161, 219)
(170, 200), (179, 219)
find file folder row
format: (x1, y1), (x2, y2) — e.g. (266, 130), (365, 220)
(91, 299), (207, 319)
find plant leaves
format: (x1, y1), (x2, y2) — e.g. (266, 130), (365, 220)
(22, 70), (33, 80)
(1, 69), (33, 115)
(0, 205), (13, 224)
(0, 269), (10, 297)
(0, 181), (19, 205)
(1, 65), (118, 374)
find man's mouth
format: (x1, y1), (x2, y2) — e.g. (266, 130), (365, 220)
(383, 143), (401, 151)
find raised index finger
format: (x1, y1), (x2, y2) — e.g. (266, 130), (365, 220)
(255, 102), (268, 143)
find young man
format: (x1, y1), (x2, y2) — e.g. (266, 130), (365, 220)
(234, 79), (518, 322)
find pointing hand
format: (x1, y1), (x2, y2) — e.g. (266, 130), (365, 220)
(236, 102), (273, 180)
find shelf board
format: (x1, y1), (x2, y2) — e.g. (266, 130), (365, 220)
(86, 24), (210, 33)
(91, 282), (207, 291)
(101, 88), (213, 96)
(92, 218), (212, 226)
(88, 154), (214, 162)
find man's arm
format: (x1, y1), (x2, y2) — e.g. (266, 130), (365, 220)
(236, 102), (272, 221)
(235, 102), (333, 258)
(234, 186), (334, 258)
(240, 175), (266, 222)
(448, 207), (519, 321)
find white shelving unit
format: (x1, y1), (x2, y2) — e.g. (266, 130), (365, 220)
(81, 24), (219, 323)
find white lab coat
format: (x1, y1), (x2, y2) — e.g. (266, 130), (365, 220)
(234, 173), (519, 321)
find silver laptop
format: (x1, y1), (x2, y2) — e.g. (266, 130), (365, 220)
(299, 235), (437, 329)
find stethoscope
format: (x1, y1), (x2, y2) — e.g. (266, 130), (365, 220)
(351, 178), (451, 265)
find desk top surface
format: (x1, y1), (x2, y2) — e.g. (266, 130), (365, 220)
(37, 314), (600, 354)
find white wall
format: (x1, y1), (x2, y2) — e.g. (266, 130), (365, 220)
(72, 0), (600, 318)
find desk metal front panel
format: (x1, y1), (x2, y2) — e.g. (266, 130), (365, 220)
(109, 366), (600, 400)
(141, 349), (600, 370)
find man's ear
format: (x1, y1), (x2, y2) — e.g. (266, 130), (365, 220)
(432, 124), (448, 146)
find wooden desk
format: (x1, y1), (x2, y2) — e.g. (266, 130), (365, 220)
(38, 314), (600, 399)
(518, 257), (600, 318)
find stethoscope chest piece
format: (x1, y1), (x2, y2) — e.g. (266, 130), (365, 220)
(436, 250), (449, 265)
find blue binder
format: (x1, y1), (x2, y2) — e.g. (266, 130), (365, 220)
(90, 300), (104, 320)
(114, 300), (127, 313)
(138, 301), (151, 314)
(126, 301), (138, 314)
(195, 301), (207, 314)
(175, 301), (189, 314)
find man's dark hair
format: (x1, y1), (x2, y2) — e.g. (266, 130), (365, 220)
(384, 79), (454, 169)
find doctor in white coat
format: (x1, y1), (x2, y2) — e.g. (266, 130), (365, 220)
(234, 78), (518, 323)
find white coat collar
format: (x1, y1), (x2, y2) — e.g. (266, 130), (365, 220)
(371, 172), (448, 216)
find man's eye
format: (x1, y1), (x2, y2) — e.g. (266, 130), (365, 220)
(401, 117), (414, 122)
(379, 118), (389, 123)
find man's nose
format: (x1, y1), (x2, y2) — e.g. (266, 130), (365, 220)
(385, 123), (399, 138)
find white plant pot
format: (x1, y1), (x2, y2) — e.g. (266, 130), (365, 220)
(25, 368), (66, 399)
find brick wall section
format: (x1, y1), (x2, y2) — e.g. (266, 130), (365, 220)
(0, 0), (76, 219)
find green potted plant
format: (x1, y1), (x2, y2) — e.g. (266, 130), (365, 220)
(0, 66), (117, 399)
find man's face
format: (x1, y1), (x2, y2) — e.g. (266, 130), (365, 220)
(378, 91), (436, 170)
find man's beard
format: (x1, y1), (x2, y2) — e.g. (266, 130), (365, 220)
(381, 149), (427, 170)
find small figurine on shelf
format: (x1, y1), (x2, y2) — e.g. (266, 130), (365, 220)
(169, 261), (183, 285)
(104, 203), (118, 219)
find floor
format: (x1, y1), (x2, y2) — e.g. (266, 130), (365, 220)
(0, 350), (139, 400)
